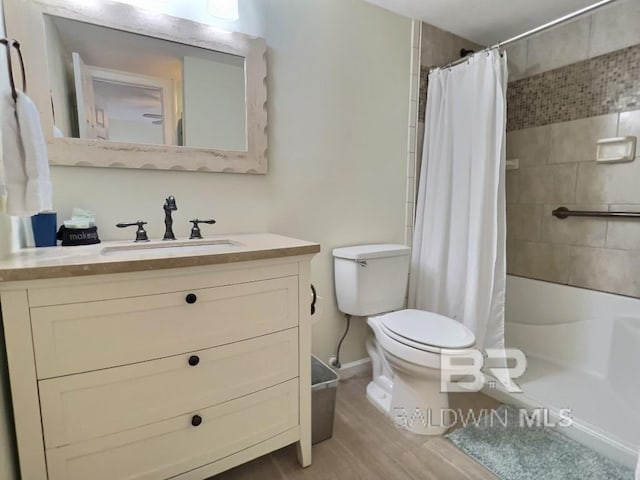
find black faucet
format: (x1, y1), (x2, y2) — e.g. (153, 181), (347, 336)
(163, 196), (178, 240)
(116, 221), (149, 242)
(189, 219), (217, 239)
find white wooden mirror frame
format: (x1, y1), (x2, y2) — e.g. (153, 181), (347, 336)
(4, 0), (268, 174)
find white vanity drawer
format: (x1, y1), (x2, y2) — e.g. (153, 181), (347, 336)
(27, 262), (299, 307)
(39, 328), (299, 448)
(45, 379), (299, 480)
(31, 276), (299, 379)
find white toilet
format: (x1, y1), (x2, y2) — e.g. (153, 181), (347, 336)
(332, 244), (476, 435)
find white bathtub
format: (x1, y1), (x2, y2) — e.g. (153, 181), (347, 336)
(484, 275), (640, 469)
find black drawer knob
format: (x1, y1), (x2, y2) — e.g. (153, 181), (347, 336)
(191, 415), (202, 427)
(185, 293), (197, 304)
(188, 355), (200, 366)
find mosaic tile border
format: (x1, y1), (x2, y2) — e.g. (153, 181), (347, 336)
(418, 65), (429, 123)
(507, 43), (640, 131)
(418, 44), (640, 132)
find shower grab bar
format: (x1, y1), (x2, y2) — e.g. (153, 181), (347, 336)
(552, 206), (640, 219)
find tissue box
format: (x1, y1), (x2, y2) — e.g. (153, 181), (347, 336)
(56, 226), (101, 246)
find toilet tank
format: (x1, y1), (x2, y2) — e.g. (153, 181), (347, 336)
(332, 244), (411, 317)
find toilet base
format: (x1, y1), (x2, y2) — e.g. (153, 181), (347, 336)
(366, 380), (392, 414)
(366, 330), (451, 436)
(388, 364), (450, 435)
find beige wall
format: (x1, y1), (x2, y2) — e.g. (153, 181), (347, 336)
(46, 0), (411, 366)
(0, 0), (411, 474)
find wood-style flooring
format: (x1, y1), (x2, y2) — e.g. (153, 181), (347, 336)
(212, 374), (500, 480)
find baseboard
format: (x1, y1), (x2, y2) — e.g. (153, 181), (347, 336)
(336, 358), (371, 380)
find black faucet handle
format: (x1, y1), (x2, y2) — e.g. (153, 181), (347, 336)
(116, 221), (149, 243)
(189, 219), (216, 239)
(164, 195), (177, 211)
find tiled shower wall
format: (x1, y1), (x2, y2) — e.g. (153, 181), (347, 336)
(506, 111), (640, 297)
(506, 0), (640, 298)
(508, 44), (640, 131)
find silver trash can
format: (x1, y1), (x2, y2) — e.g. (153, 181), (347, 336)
(311, 355), (340, 444)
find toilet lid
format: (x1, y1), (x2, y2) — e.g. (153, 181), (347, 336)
(380, 309), (475, 349)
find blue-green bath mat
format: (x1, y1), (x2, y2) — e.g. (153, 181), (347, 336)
(446, 405), (633, 480)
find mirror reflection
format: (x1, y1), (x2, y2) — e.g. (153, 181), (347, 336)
(44, 15), (248, 151)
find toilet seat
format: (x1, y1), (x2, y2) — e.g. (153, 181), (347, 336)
(379, 309), (475, 353)
(368, 313), (476, 370)
(380, 324), (443, 354)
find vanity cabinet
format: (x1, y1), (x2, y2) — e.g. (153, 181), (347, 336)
(0, 250), (316, 480)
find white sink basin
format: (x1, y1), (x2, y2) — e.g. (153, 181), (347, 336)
(101, 239), (240, 257)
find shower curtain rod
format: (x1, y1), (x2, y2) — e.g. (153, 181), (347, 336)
(433, 0), (619, 71)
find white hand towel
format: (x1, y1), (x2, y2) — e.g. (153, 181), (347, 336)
(0, 91), (52, 216)
(1, 92), (26, 216)
(17, 91), (52, 214)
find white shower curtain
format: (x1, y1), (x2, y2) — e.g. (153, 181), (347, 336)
(408, 50), (507, 350)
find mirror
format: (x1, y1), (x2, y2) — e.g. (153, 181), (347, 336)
(5, 0), (267, 174)
(44, 16), (248, 151)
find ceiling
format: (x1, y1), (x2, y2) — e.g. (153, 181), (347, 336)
(365, 0), (612, 45)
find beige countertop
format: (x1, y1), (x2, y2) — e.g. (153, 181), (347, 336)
(0, 233), (320, 282)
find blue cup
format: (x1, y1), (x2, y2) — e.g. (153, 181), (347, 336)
(31, 212), (58, 247)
